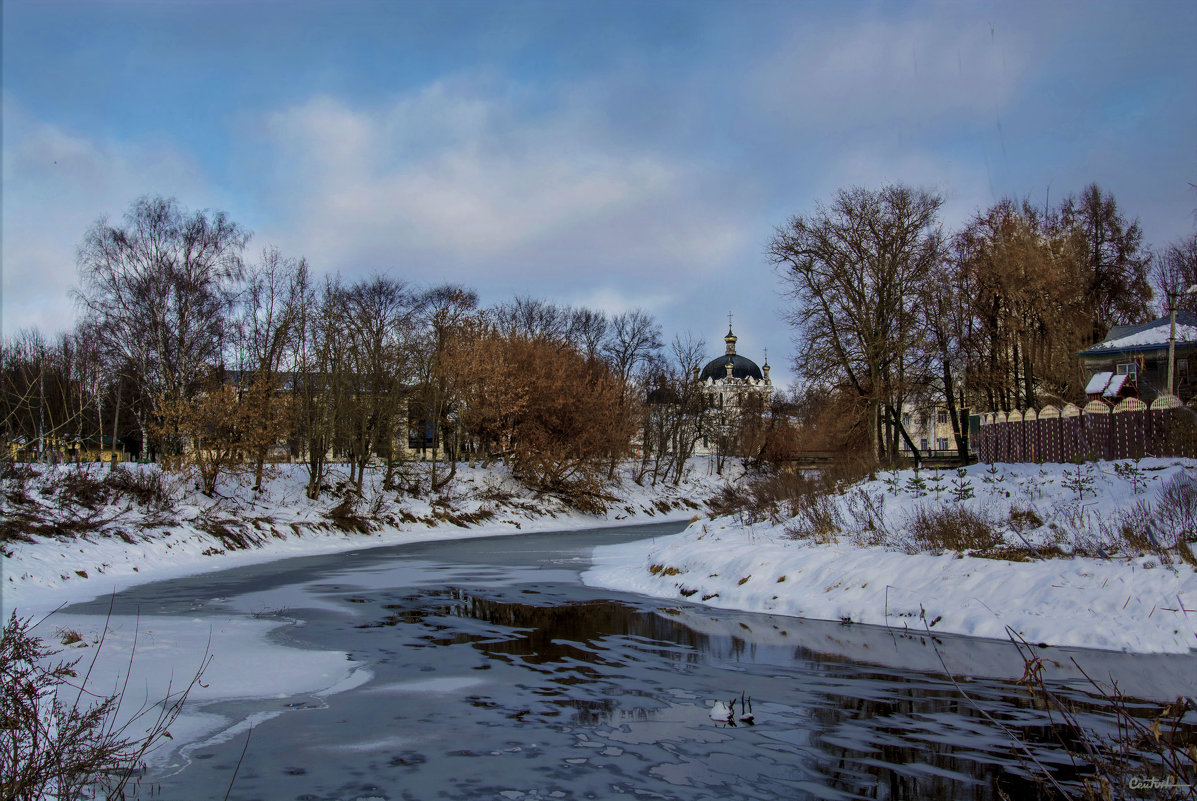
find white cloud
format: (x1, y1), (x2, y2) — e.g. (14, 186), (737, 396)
(1, 95), (212, 338)
(251, 82), (752, 284)
(565, 286), (677, 318)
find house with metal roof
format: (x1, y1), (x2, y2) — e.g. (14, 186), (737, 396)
(1077, 312), (1197, 401)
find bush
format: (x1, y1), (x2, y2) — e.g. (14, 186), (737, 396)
(0, 612), (203, 799)
(783, 492), (843, 544)
(1156, 472), (1197, 567)
(906, 504), (1002, 554)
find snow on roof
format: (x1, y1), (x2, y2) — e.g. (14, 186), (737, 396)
(1085, 371), (1113, 395)
(1082, 312), (1197, 354)
(1103, 373), (1129, 398)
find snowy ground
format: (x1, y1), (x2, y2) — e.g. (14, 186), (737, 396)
(6, 455), (1196, 780)
(584, 458), (1197, 654)
(3, 459), (720, 618)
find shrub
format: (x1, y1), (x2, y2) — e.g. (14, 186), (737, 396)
(783, 492), (842, 544)
(0, 612), (202, 799)
(1010, 635), (1197, 800)
(1009, 504), (1044, 534)
(843, 489), (895, 547)
(1156, 471), (1197, 567)
(906, 504), (1002, 554)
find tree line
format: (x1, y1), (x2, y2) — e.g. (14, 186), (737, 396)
(770, 182), (1197, 462)
(2, 196), (797, 505)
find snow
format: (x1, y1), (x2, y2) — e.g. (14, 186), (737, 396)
(584, 458), (1197, 655)
(1103, 372), (1130, 398)
(3, 460), (719, 619)
(1092, 322), (1197, 351)
(7, 455), (1197, 777)
(2, 459), (726, 774)
(1085, 371), (1114, 395)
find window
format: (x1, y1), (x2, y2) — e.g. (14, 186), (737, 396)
(902, 413), (911, 427)
(920, 438), (928, 451)
(1179, 359), (1190, 376)
(1116, 362), (1137, 379)
(937, 410), (948, 425)
(937, 437), (949, 451)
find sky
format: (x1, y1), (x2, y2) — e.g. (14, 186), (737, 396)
(3, 0), (1195, 389)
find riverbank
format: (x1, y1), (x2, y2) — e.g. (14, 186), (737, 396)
(2, 459), (722, 618)
(584, 458), (1197, 654)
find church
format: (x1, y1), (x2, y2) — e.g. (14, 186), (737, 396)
(694, 324), (773, 409)
(689, 323), (773, 458)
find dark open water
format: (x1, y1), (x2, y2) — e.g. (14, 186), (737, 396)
(65, 521), (1197, 800)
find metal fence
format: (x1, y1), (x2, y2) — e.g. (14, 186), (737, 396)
(976, 395), (1197, 463)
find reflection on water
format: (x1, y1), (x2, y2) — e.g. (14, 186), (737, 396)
(341, 587), (1156, 801)
(86, 523), (1194, 801)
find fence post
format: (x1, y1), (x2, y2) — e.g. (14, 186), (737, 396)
(1081, 400), (1113, 460)
(1008, 409), (1024, 462)
(1111, 397), (1147, 460)
(1023, 407), (1039, 462)
(1038, 405), (1060, 463)
(994, 411), (1009, 463)
(1149, 394), (1182, 457)
(1060, 403), (1081, 462)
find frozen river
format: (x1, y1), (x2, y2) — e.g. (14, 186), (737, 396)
(61, 520), (1197, 800)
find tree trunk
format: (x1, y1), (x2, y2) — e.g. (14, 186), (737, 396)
(109, 383), (122, 470)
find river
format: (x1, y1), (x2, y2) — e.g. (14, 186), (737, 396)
(62, 520), (1197, 800)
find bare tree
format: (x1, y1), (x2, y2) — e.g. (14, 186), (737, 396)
(602, 310), (663, 388)
(413, 285), (480, 493)
(236, 247), (306, 489)
(74, 196), (249, 459)
(770, 185), (943, 462)
(640, 333), (708, 485)
(953, 199), (1089, 413)
(492, 296), (571, 343)
(567, 307), (610, 362)
(1153, 234), (1197, 316)
(600, 309), (662, 476)
(339, 276), (414, 492)
(293, 274), (343, 500)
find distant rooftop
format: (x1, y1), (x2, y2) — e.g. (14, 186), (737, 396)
(1078, 312), (1197, 356)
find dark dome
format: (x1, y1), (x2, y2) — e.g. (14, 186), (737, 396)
(699, 354), (763, 382)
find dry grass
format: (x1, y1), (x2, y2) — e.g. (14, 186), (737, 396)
(1009, 634), (1197, 800)
(906, 504), (1002, 554)
(324, 495), (375, 534)
(1, 464), (177, 546)
(1, 612), (206, 799)
(707, 456), (873, 528)
(196, 518), (265, 550)
(782, 492), (842, 544)
(1156, 472), (1197, 567)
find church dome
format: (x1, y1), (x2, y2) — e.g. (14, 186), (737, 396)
(699, 353), (764, 382)
(698, 325), (767, 382)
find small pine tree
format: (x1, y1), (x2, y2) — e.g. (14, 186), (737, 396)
(904, 469), (928, 498)
(1061, 460), (1096, 501)
(950, 468), (975, 502)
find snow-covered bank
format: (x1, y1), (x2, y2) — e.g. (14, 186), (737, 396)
(584, 458), (1197, 654)
(2, 458), (723, 775)
(3, 459), (722, 618)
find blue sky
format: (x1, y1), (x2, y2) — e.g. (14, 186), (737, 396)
(4, 0), (1195, 388)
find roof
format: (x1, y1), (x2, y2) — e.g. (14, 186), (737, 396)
(1085, 371), (1132, 398)
(1078, 312), (1197, 356)
(699, 353), (764, 382)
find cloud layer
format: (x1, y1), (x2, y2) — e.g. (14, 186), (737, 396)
(4, 1), (1195, 388)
